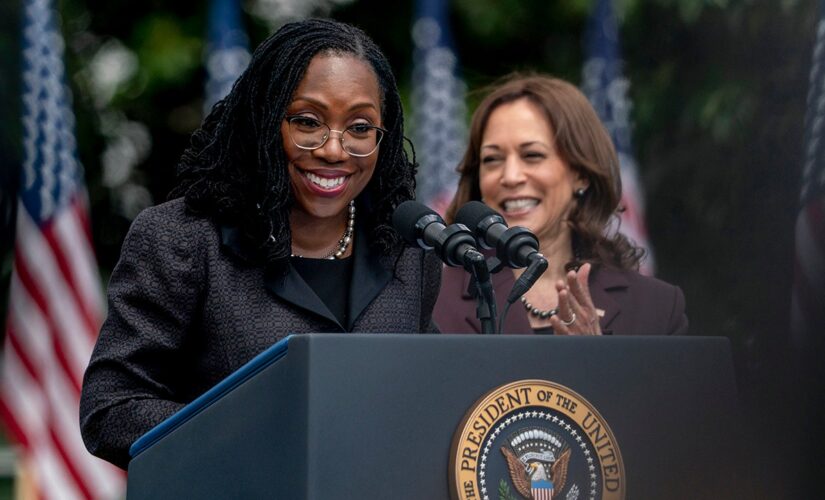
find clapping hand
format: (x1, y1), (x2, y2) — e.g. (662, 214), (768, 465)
(549, 263), (602, 336)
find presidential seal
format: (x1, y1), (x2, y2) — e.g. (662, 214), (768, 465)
(450, 380), (624, 500)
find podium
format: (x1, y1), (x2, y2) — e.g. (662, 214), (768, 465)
(127, 334), (751, 499)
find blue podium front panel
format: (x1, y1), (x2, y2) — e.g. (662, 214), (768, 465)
(127, 335), (748, 500)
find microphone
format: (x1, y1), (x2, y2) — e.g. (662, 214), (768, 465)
(455, 200), (542, 268)
(394, 200), (498, 333)
(455, 201), (548, 305)
(392, 200), (481, 268)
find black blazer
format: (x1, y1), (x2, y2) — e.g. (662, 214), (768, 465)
(433, 263), (687, 335)
(80, 198), (442, 468)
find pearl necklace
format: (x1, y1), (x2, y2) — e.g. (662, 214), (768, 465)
(520, 296), (558, 320)
(520, 254), (584, 319)
(291, 200), (356, 260)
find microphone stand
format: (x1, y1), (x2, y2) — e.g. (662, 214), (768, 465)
(464, 250), (497, 334)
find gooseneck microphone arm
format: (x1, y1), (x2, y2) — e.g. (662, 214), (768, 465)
(392, 201), (497, 334)
(506, 253), (549, 303)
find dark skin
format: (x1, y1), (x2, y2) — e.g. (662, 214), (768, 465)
(282, 54), (382, 259)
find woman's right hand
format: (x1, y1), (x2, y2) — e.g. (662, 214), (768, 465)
(550, 263), (602, 336)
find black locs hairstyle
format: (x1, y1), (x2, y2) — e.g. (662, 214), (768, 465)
(170, 18), (416, 268)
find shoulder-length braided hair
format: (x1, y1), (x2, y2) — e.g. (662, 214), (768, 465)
(170, 18), (415, 270)
(445, 74), (643, 271)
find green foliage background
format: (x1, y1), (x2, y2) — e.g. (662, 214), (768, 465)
(0, 0), (819, 496)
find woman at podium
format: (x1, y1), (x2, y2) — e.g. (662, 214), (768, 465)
(434, 74), (687, 336)
(80, 19), (441, 469)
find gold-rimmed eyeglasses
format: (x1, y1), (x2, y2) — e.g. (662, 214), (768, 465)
(285, 115), (387, 157)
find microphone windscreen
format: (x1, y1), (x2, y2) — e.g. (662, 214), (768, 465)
(455, 201), (502, 232)
(392, 200), (441, 244)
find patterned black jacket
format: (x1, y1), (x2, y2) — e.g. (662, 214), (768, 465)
(80, 198), (441, 469)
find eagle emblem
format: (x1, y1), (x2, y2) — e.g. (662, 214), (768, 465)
(501, 431), (571, 500)
(449, 380), (625, 499)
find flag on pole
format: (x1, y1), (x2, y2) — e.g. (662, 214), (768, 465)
(0, 0), (124, 497)
(790, 3), (825, 487)
(411, 0), (467, 215)
(581, 0), (655, 274)
(790, 0), (825, 359)
(204, 0), (250, 113)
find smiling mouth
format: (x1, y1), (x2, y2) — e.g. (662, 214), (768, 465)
(302, 170), (349, 190)
(502, 198), (539, 213)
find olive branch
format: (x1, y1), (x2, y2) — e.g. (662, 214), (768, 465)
(498, 479), (520, 500)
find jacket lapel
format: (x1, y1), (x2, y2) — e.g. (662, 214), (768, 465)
(347, 225), (394, 330)
(220, 224), (344, 329)
(265, 264), (343, 329)
(588, 266), (628, 333)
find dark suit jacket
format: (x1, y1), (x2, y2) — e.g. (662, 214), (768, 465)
(433, 263), (687, 335)
(80, 198), (441, 468)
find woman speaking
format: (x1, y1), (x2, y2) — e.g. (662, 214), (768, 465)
(80, 19), (441, 469)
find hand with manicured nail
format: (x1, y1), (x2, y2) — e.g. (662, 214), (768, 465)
(549, 263), (602, 336)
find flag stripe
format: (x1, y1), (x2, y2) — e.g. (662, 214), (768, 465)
(14, 246), (123, 499)
(46, 355), (122, 498)
(3, 314), (114, 500)
(59, 198), (104, 308)
(0, 396), (31, 448)
(792, 260), (825, 330)
(6, 279), (113, 499)
(1, 0), (126, 496)
(1, 356), (77, 500)
(6, 323), (44, 389)
(48, 427), (95, 500)
(16, 206), (96, 372)
(13, 245), (84, 393)
(794, 201), (825, 294)
(42, 204), (102, 337)
(583, 0), (655, 274)
(791, 4), (825, 362)
(792, 198), (825, 342)
(8, 272), (72, 394)
(73, 195), (94, 246)
(1, 345), (47, 440)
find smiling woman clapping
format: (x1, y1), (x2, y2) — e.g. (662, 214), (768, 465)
(434, 74), (687, 336)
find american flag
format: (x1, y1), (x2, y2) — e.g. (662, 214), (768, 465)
(411, 0), (467, 215)
(203, 0), (250, 114)
(0, 0), (124, 497)
(581, 0), (655, 275)
(790, 0), (825, 358)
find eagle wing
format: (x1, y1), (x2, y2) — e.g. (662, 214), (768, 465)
(551, 448), (571, 493)
(501, 446), (533, 499)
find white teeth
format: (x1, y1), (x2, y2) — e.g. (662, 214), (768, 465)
(503, 199), (539, 212)
(305, 171), (346, 189)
